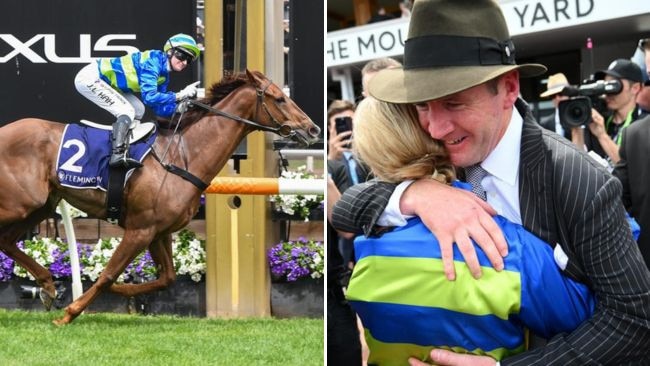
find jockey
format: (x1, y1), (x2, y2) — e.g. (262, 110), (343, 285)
(74, 33), (201, 169)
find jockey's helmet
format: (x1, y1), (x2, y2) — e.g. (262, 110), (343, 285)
(164, 33), (200, 62)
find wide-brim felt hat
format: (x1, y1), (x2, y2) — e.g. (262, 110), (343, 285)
(369, 0), (547, 104)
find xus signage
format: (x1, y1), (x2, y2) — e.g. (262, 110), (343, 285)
(0, 34), (139, 63)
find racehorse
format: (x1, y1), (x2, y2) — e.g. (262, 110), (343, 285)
(0, 70), (320, 325)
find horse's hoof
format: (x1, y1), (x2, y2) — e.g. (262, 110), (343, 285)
(53, 310), (75, 326)
(39, 288), (57, 311)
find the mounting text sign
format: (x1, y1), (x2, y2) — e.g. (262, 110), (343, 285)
(327, 0), (650, 68)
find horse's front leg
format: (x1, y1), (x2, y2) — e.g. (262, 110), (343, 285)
(108, 234), (176, 297)
(54, 229), (153, 325)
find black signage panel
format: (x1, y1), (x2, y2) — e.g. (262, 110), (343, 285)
(0, 0), (196, 125)
(289, 0), (324, 133)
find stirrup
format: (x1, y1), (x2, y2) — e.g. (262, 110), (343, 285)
(109, 153), (143, 169)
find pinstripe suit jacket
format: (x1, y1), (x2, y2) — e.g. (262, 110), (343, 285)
(331, 99), (650, 365)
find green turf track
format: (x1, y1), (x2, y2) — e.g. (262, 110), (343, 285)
(0, 309), (323, 365)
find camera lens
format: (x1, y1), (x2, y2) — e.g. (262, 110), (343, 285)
(568, 105), (585, 119)
(559, 96), (592, 127)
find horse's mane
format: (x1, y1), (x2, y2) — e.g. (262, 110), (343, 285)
(157, 72), (251, 131)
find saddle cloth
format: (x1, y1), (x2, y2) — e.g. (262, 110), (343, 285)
(56, 122), (157, 191)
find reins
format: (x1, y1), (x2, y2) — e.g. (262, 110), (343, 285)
(188, 81), (296, 138)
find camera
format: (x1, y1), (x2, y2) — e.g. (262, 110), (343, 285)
(334, 116), (353, 147)
(558, 79), (622, 127)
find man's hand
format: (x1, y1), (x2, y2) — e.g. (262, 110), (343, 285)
(327, 123), (352, 160)
(176, 81), (201, 100)
(588, 107), (622, 163)
(587, 108), (606, 138)
(408, 350), (497, 366)
(400, 179), (507, 280)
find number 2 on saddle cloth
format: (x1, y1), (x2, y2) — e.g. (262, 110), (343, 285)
(56, 122), (156, 191)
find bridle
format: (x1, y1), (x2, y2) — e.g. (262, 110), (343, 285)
(155, 80), (298, 191)
(187, 81), (296, 138)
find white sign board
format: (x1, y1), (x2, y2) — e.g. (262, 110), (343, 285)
(327, 0), (650, 67)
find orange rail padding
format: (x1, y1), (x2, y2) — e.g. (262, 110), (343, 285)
(205, 177), (280, 195)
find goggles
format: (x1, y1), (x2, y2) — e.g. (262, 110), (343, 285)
(173, 48), (194, 62)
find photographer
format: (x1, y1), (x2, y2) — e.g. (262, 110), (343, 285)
(572, 59), (644, 164)
(327, 99), (355, 162)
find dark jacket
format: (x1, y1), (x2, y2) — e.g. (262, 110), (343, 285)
(327, 159), (351, 194)
(613, 114), (650, 269)
(539, 112), (571, 140)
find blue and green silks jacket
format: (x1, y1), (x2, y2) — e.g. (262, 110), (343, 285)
(346, 215), (595, 365)
(97, 50), (177, 118)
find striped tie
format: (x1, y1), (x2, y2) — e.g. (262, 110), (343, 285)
(466, 164), (488, 201)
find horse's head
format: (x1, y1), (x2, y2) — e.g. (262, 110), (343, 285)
(244, 69), (321, 147)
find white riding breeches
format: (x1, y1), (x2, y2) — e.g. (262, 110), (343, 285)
(74, 63), (145, 125)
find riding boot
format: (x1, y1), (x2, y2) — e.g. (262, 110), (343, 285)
(109, 115), (143, 169)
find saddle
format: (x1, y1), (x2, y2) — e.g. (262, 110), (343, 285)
(79, 119), (156, 143)
(56, 120), (157, 224)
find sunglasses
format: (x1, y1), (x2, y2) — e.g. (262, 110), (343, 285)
(173, 49), (194, 62)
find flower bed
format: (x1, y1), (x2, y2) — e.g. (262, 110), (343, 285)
(267, 237), (324, 318)
(0, 229), (206, 284)
(268, 237), (324, 282)
(0, 229), (206, 315)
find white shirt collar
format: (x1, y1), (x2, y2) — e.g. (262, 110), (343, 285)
(481, 108), (522, 187)
(379, 108), (525, 227)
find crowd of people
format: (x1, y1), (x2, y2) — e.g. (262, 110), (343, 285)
(327, 0), (650, 365)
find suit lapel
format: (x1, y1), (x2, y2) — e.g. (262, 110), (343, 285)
(516, 100), (559, 246)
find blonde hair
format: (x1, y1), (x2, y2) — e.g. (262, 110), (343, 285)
(352, 97), (455, 184)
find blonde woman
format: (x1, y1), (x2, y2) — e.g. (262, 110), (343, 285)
(345, 97), (595, 366)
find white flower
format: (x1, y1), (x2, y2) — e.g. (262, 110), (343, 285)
(172, 230), (206, 282)
(13, 237), (68, 280)
(270, 166), (324, 221)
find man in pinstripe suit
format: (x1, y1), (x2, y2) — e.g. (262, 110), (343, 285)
(331, 1), (650, 365)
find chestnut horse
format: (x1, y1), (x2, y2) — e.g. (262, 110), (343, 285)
(0, 70), (320, 325)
